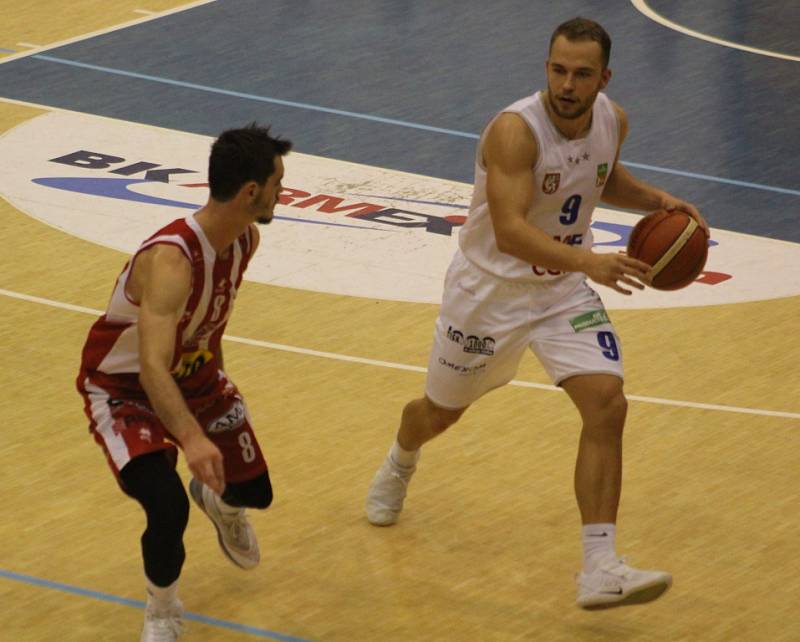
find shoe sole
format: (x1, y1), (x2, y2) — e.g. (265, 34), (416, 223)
(579, 578), (672, 610)
(365, 509), (399, 526)
(189, 479), (258, 570)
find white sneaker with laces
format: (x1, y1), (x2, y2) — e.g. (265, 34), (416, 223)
(189, 478), (260, 569)
(576, 556), (672, 609)
(140, 598), (183, 642)
(365, 453), (418, 526)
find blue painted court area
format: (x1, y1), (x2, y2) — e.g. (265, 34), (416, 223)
(0, 1), (798, 242)
(0, 568), (316, 641)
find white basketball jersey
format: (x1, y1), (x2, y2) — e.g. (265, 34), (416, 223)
(459, 91), (619, 283)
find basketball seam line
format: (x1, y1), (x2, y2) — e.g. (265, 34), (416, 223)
(651, 218), (699, 278)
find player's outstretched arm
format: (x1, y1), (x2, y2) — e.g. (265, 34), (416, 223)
(137, 244), (225, 495)
(601, 103), (709, 236)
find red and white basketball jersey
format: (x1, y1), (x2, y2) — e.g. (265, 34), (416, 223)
(459, 91), (619, 283)
(78, 214), (255, 399)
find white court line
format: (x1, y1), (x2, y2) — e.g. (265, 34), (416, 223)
(0, 0), (217, 65)
(631, 0), (800, 63)
(1, 286), (799, 421)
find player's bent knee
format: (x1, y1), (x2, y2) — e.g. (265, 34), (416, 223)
(590, 390), (628, 433)
(121, 451), (191, 534)
(222, 471), (273, 509)
(424, 397), (468, 433)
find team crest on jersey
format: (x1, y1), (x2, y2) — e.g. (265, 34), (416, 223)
(542, 172), (560, 194)
(596, 163), (609, 187)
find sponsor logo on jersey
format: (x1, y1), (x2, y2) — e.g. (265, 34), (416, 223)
(596, 163), (608, 187)
(172, 349), (214, 380)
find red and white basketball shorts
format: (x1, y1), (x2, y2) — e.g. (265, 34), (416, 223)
(426, 251), (624, 409)
(81, 371), (267, 483)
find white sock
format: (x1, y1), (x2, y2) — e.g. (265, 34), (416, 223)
(581, 523), (617, 573)
(146, 577), (180, 610)
(389, 440), (420, 468)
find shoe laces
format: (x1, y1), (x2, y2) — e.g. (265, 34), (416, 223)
(389, 469), (411, 487)
(144, 612), (183, 641)
(219, 510), (251, 547)
(598, 555), (633, 578)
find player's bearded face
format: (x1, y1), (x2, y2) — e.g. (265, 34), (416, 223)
(546, 36), (608, 120)
(254, 157), (284, 225)
(546, 81), (601, 120)
(253, 185), (275, 225)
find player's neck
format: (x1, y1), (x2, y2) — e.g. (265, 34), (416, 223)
(194, 204), (247, 256)
(542, 91), (592, 140)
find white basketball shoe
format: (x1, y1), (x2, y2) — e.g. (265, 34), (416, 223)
(576, 555), (672, 609)
(141, 597), (183, 642)
(189, 478), (260, 569)
(365, 452), (419, 526)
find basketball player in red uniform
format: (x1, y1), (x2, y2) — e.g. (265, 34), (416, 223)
(365, 18), (708, 609)
(77, 124), (291, 640)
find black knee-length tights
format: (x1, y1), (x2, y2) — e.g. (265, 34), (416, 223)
(119, 450), (272, 587)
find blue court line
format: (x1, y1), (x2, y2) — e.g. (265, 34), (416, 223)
(0, 48), (16, 53)
(622, 161), (800, 196)
(0, 568), (316, 642)
(29, 54), (800, 198)
(33, 54), (471, 139)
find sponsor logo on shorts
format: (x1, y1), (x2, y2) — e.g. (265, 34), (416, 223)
(437, 357), (486, 375)
(569, 310), (610, 332)
(138, 427), (152, 443)
(542, 172), (561, 194)
(207, 400), (246, 434)
(107, 399), (154, 435)
(447, 326), (496, 355)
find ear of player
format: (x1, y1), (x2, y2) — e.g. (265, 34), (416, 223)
(627, 210), (709, 290)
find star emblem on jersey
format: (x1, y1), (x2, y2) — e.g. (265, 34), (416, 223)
(542, 172), (561, 194)
(567, 153), (590, 166)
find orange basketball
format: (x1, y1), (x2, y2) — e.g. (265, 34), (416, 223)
(626, 210), (708, 290)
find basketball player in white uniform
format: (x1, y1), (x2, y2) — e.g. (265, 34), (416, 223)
(366, 17), (708, 609)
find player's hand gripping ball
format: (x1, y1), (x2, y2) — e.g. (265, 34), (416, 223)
(627, 210), (708, 290)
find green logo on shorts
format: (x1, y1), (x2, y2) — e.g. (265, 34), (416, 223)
(569, 310), (609, 332)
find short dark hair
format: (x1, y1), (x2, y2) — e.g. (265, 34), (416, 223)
(549, 17), (612, 68)
(208, 123), (292, 202)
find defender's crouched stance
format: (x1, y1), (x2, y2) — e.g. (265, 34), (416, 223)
(78, 124), (291, 640)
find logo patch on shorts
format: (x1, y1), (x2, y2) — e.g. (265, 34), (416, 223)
(207, 400), (246, 433)
(447, 326), (495, 355)
(437, 357), (487, 375)
(569, 310), (610, 332)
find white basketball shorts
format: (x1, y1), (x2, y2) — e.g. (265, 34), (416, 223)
(425, 251), (624, 409)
